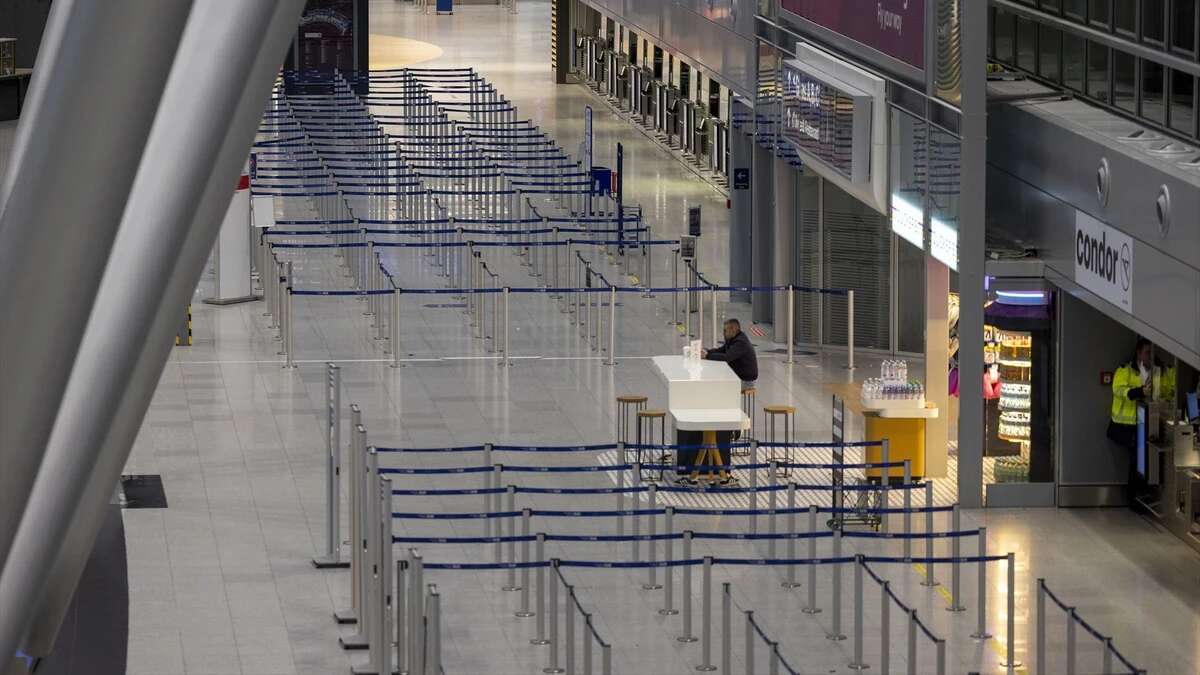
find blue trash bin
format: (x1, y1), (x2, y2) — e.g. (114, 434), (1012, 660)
(436, 0), (452, 13)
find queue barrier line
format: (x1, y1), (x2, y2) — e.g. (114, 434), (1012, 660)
(378, 460), (905, 475)
(263, 225), (650, 237)
(391, 529), (983, 545)
(1041, 581), (1143, 675)
(415, 555), (1009, 572)
(389, 481), (920, 496)
(390, 504), (955, 519)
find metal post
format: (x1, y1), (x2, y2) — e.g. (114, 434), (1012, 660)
(606, 286), (616, 365)
(829, 530), (846, 640)
(632, 463), (642, 565)
(408, 550), (424, 675)
(881, 439), (891, 532)
(583, 615), (593, 675)
(396, 559), (406, 670)
(1036, 579), (1046, 675)
(902, 461), (912, 560)
(336, 409), (362, 623)
(783, 483), (799, 588)
(504, 486), (520, 591)
(565, 585), (576, 675)
(616, 446), (625, 537)
(533, 534), (550, 644)
(284, 287), (295, 369)
(880, 580), (891, 675)
(744, 611), (755, 675)
(785, 285), (794, 364)
(484, 443), (494, 538)
(545, 560), (563, 673)
(644, 484), (660, 590)
(769, 644), (780, 675)
(935, 639), (946, 675)
(948, 505), (965, 612)
(849, 555), (868, 669)
(1005, 552), (1020, 671)
(922, 482), (937, 587)
(721, 583), (732, 675)
(906, 609), (917, 675)
(697, 556), (716, 671)
(768, 462), (778, 559)
(803, 506), (820, 614)
(428, 588), (442, 675)
(602, 644), (612, 675)
(1102, 638), (1114, 675)
(710, 286), (718, 347)
(493, 465), (504, 563)
(658, 507), (678, 615)
(972, 527), (991, 639)
(846, 289), (856, 369)
(517, 508), (535, 616)
(672, 250), (680, 326)
(314, 363), (345, 568)
(749, 441), (759, 534)
(502, 286), (511, 366)
(679, 532), (697, 643)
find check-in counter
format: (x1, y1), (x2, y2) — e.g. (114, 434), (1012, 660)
(826, 382), (939, 482)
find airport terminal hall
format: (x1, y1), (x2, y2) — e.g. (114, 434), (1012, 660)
(7, 0), (1200, 674)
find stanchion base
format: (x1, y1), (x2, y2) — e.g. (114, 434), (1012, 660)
(695, 665), (717, 672)
(312, 556), (350, 570)
(970, 631), (993, 640)
(801, 607), (822, 615)
(781, 581), (802, 589)
(658, 608), (679, 616)
(515, 611), (536, 618)
(543, 668), (565, 674)
(502, 586), (522, 592)
(920, 581), (941, 587)
(946, 605), (967, 612)
(826, 634), (847, 641)
(677, 636), (698, 643)
(530, 638), (550, 646)
(333, 609), (358, 625)
(641, 583), (662, 590)
(1000, 661), (1022, 668)
(339, 634), (369, 650)
(848, 662), (870, 670)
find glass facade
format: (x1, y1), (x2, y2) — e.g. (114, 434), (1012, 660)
(991, 1), (1200, 141)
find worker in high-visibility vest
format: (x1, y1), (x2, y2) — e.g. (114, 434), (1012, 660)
(1107, 338), (1153, 454)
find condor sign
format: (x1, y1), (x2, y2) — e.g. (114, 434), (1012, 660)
(1075, 211), (1133, 313)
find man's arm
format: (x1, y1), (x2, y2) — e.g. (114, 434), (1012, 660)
(704, 343), (728, 360)
(707, 338), (748, 363)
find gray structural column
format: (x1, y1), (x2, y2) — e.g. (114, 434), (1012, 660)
(728, 98), (754, 304)
(771, 156), (795, 330)
(3, 1), (306, 663)
(0, 0), (194, 592)
(750, 139), (775, 323)
(957, 0), (988, 508)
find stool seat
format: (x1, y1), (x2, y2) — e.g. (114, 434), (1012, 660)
(617, 394), (649, 404)
(637, 410), (667, 418)
(742, 387), (757, 396)
(763, 405), (796, 415)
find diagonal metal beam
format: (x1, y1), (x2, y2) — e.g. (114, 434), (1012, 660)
(0, 0), (306, 667)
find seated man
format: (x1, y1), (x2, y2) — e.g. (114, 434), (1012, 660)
(702, 318), (758, 390)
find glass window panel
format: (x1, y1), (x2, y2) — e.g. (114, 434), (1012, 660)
(1143, 0), (1166, 42)
(1017, 17), (1038, 71)
(1087, 42), (1111, 102)
(995, 10), (1016, 64)
(1172, 0), (1197, 52)
(1113, 50), (1137, 112)
(1042, 0), (1062, 11)
(1039, 25), (1062, 82)
(1114, 0), (1137, 34)
(1064, 32), (1086, 91)
(1142, 59), (1166, 124)
(1170, 70), (1196, 135)
(1090, 0), (1111, 26)
(1065, 0), (1087, 19)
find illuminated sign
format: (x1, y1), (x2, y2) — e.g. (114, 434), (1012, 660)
(781, 0), (927, 70)
(890, 195), (924, 249)
(781, 61), (873, 184)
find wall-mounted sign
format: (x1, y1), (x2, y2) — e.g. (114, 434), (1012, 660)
(780, 60), (873, 184)
(781, 0), (926, 70)
(688, 205), (702, 237)
(1075, 211), (1133, 313)
(733, 168), (750, 190)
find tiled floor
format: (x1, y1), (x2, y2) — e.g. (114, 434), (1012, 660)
(98, 2), (1200, 675)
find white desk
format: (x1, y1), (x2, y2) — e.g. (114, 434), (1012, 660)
(651, 355), (749, 431)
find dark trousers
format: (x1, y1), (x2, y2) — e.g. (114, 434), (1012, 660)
(675, 430), (733, 473)
(1107, 421), (1144, 497)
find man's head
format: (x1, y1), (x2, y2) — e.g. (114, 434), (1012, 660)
(1136, 338), (1152, 368)
(723, 319), (741, 341)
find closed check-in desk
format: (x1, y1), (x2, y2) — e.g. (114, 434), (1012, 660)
(651, 356), (750, 473)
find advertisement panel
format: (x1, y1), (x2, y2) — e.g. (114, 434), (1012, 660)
(780, 0), (926, 70)
(1075, 211), (1134, 314)
(780, 61), (872, 184)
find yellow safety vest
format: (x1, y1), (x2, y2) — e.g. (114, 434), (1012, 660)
(1111, 363), (1143, 426)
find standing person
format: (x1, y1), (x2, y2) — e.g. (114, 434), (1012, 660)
(1109, 338), (1153, 492)
(703, 318), (758, 390)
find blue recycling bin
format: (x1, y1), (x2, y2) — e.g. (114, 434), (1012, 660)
(436, 0), (452, 14)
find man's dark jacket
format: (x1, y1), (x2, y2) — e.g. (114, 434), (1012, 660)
(704, 330), (758, 382)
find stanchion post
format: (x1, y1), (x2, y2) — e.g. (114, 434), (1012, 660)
(697, 556), (716, 672)
(390, 287), (401, 367)
(632, 463), (642, 566)
(1004, 552), (1021, 672)
(972, 527), (991, 639)
(428, 587), (443, 675)
(583, 615), (593, 675)
(643, 483), (661, 590)
(314, 363), (345, 568)
(828, 530), (846, 640)
(565, 585), (576, 675)
(802, 505), (820, 614)
(1035, 578), (1046, 675)
(532, 534), (550, 644)
(606, 285), (616, 365)
(504, 485), (520, 591)
(395, 559), (407, 670)
(721, 582), (731, 675)
(922, 482), (937, 587)
(710, 286), (717, 347)
(881, 439), (891, 532)
(749, 440), (759, 534)
(849, 554), (868, 669)
(744, 611), (755, 675)
(767, 462), (778, 558)
(517, 508), (535, 616)
(493, 465), (504, 563)
(545, 560), (564, 673)
(616, 445), (625, 537)
(484, 443), (494, 538)
(502, 286), (511, 366)
(906, 609), (917, 675)
(409, 551), (424, 675)
(947, 505), (965, 612)
(678, 532), (697, 643)
(783, 482), (799, 588)
(880, 580), (891, 675)
(660, 507), (678, 616)
(936, 639), (946, 675)
(602, 644), (612, 675)
(902, 460), (912, 560)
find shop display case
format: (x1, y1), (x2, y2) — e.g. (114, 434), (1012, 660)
(0, 39), (14, 77)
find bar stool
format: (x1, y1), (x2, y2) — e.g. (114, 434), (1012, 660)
(734, 387), (757, 456)
(763, 404), (796, 478)
(636, 409), (668, 482)
(616, 394), (648, 463)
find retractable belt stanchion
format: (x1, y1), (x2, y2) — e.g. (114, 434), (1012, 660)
(922, 482), (938, 587)
(847, 289), (856, 370)
(850, 555), (868, 670)
(342, 438), (375, 652)
(947, 504), (965, 612)
(396, 558), (407, 670)
(697, 556), (716, 672)
(565, 584), (576, 675)
(678, 532), (697, 643)
(749, 441), (759, 533)
(533, 533), (550, 644)
(720, 582), (732, 675)
(902, 460), (913, 559)
(660, 507), (677, 616)
(313, 363), (346, 568)
(504, 485), (520, 591)
(335, 410), (365, 627)
(743, 610), (755, 675)
(1004, 552), (1021, 672)
(880, 579), (891, 674)
(782, 482), (799, 588)
(409, 550), (425, 675)
(828, 530), (846, 640)
(427, 585), (443, 675)
(972, 526), (992, 640)
(390, 285), (401, 368)
(545, 559), (564, 674)
(802, 505), (820, 614)
(643, 484), (660, 590)
(517, 508), (535, 616)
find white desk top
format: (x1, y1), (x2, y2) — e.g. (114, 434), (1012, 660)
(651, 355), (739, 383)
(672, 409), (751, 431)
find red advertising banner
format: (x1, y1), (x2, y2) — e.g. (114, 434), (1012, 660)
(781, 0), (926, 70)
